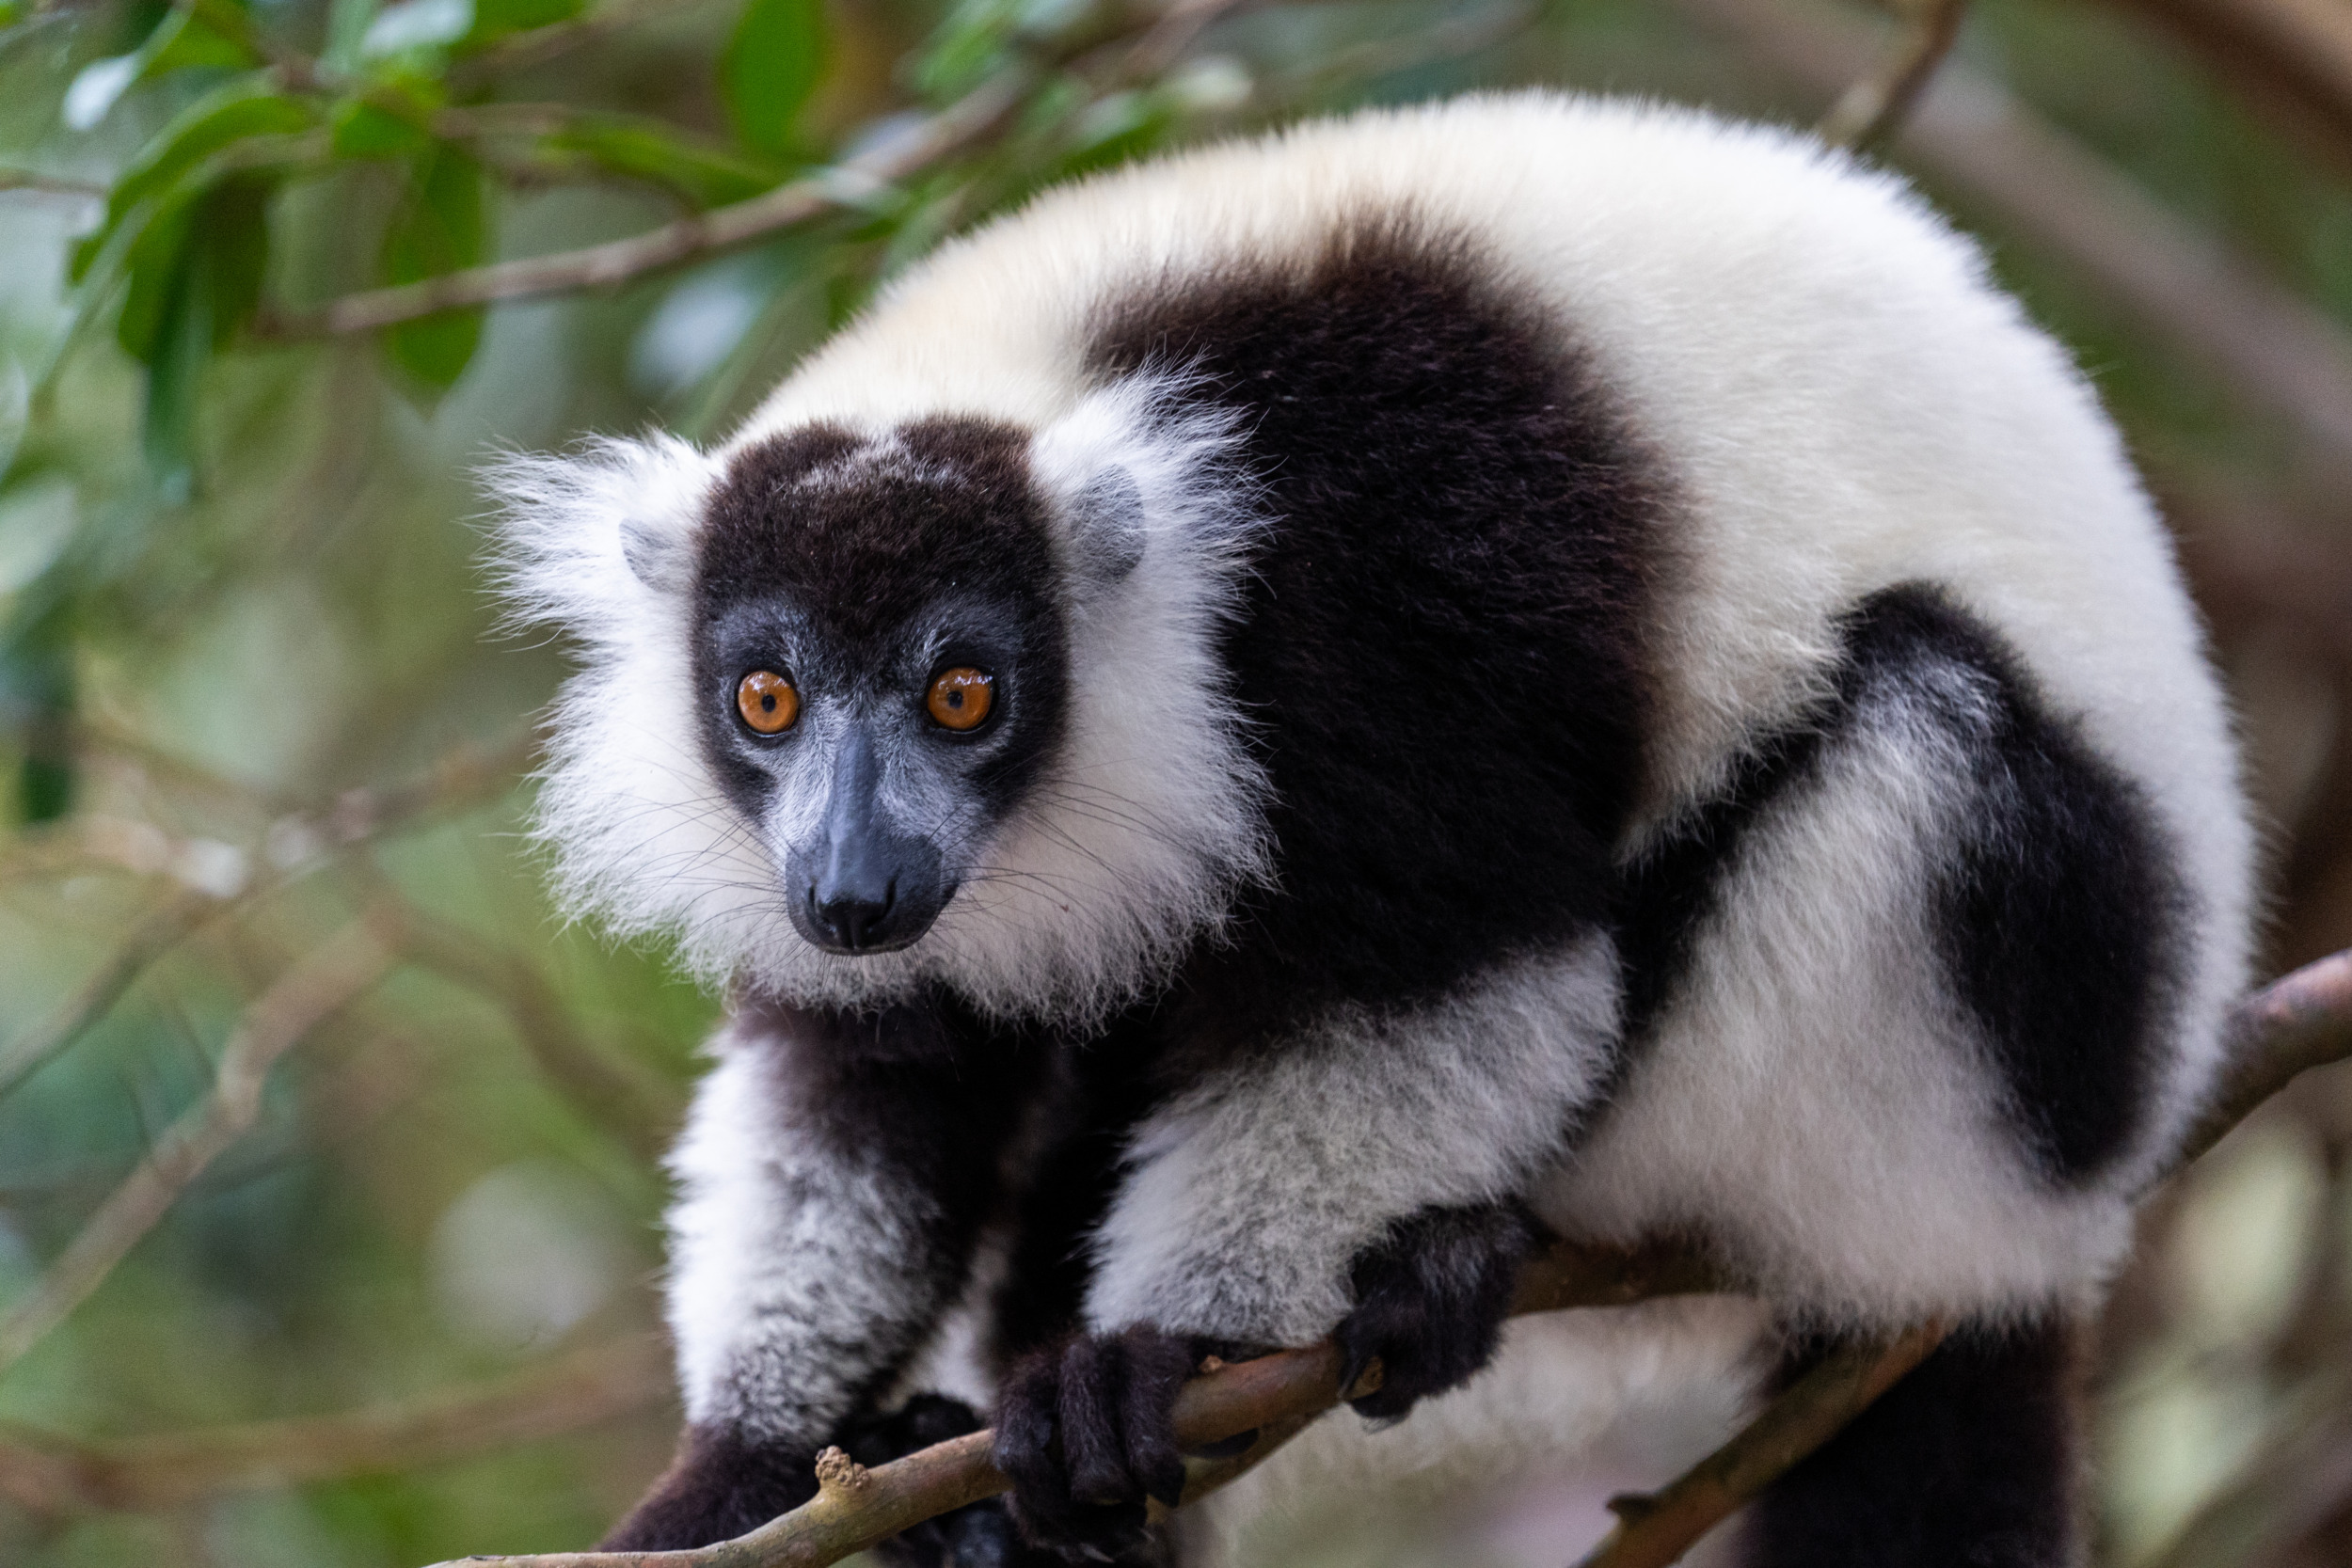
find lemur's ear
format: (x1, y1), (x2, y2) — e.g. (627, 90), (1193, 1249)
(1066, 465), (1147, 588)
(621, 514), (693, 594)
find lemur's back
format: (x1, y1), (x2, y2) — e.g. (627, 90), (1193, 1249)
(507, 92), (2254, 1568)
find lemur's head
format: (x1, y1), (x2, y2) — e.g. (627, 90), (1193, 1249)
(493, 379), (1269, 1022)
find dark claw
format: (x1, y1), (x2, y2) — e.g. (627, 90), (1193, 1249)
(993, 1324), (1200, 1560)
(1334, 1200), (1541, 1424)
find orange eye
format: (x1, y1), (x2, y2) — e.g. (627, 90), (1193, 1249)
(926, 668), (994, 732)
(737, 670), (800, 735)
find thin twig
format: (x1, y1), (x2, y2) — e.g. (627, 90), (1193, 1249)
(0, 735), (533, 1104)
(388, 900), (685, 1158)
(2101, 0), (2352, 158)
(0, 916), (397, 1374)
(0, 1334), (672, 1516)
(1574, 1323), (1948, 1568)
(1816, 0), (1967, 150)
(418, 947), (2352, 1568)
(0, 168), (107, 198)
(0, 891), (216, 1101)
(450, 0), (708, 87)
(256, 72), (1032, 338)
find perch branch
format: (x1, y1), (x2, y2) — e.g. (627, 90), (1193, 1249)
(0, 915), (397, 1375)
(0, 1334), (672, 1516)
(419, 947), (2352, 1568)
(1816, 0), (1967, 150)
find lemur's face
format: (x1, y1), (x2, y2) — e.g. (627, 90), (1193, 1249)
(691, 420), (1070, 956)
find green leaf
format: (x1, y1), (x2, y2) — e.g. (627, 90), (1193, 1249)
(59, 6), (262, 133)
(135, 177), (272, 493)
(379, 146), (487, 391)
(330, 95), (435, 158)
(545, 115), (782, 207)
(72, 78), (314, 283)
(723, 0), (826, 160)
(462, 0), (580, 48)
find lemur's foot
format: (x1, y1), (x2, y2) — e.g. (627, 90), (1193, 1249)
(845, 1395), (1063, 1568)
(1334, 1200), (1541, 1422)
(596, 1423), (819, 1550)
(993, 1324), (1197, 1560)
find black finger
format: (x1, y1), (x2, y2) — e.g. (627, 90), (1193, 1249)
(1056, 1336), (1133, 1509)
(1114, 1326), (1192, 1509)
(993, 1354), (1067, 1520)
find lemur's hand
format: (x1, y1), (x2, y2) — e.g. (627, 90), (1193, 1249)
(851, 1395), (1063, 1568)
(596, 1423), (820, 1550)
(1334, 1200), (1541, 1423)
(993, 1324), (1198, 1560)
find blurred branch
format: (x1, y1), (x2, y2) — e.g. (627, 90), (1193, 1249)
(1668, 0), (2352, 484)
(264, 0), (1265, 337)
(0, 735), (533, 1101)
(1816, 0), (1966, 149)
(0, 914), (397, 1375)
(0, 1333), (673, 1517)
(419, 948), (2352, 1568)
(386, 898), (684, 1158)
(2142, 1402), (2352, 1568)
(2096, 0), (2352, 161)
(0, 168), (107, 198)
(257, 71), (1033, 337)
(0, 891), (216, 1102)
(452, 0), (712, 87)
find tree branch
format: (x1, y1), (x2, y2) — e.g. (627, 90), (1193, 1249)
(255, 71), (1031, 338)
(1816, 0), (1967, 150)
(0, 915), (397, 1374)
(1574, 1323), (1948, 1568)
(0, 734), (532, 1103)
(412, 947), (2352, 1568)
(1666, 0), (2352, 484)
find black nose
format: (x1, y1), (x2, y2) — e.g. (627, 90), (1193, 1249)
(809, 881), (896, 952)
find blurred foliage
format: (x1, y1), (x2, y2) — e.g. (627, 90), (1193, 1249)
(0, 0), (2349, 1563)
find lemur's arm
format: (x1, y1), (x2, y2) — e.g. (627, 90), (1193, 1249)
(995, 938), (1621, 1557)
(604, 995), (1037, 1551)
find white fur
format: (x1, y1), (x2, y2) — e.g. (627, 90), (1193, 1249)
(1544, 652), (2130, 1322)
(663, 1025), (953, 1442)
(1087, 934), (1623, 1347)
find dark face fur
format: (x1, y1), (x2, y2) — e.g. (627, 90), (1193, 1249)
(692, 419), (1070, 956)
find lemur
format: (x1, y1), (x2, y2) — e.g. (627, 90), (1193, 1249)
(495, 92), (2254, 1567)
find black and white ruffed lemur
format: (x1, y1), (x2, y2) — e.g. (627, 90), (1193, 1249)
(493, 92), (2254, 1568)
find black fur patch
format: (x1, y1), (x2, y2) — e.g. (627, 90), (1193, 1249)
(1090, 215), (1668, 1035)
(1336, 1200), (1541, 1421)
(1745, 1316), (2082, 1568)
(598, 1422), (823, 1550)
(1888, 595), (2190, 1182)
(691, 418), (1072, 829)
(988, 1011), (1171, 1372)
(1613, 585), (2184, 1182)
